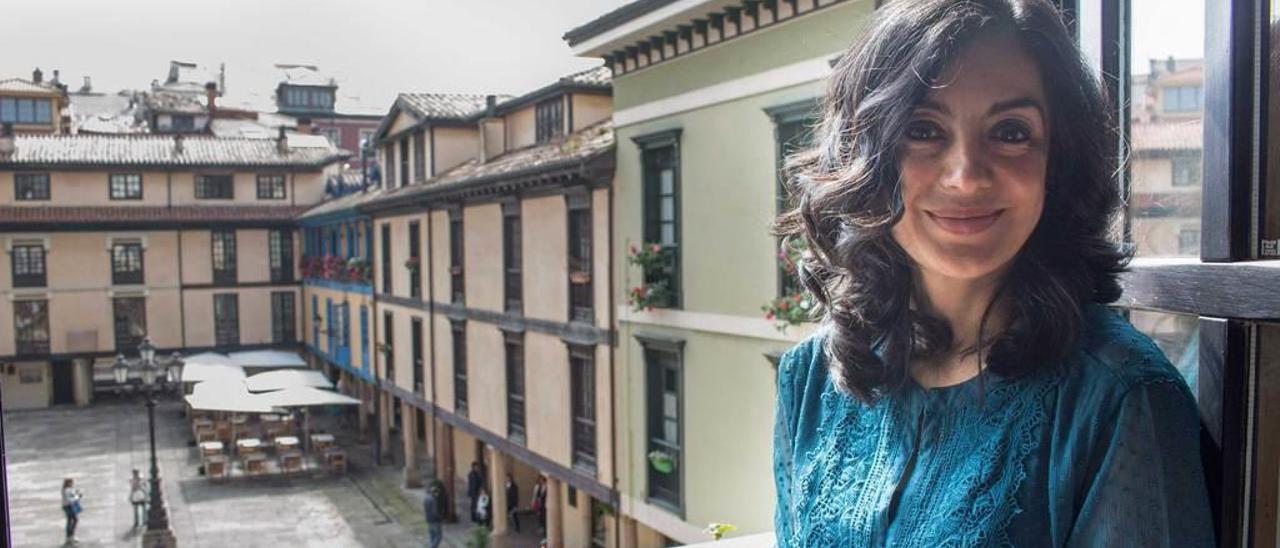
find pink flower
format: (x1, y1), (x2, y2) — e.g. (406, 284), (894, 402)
(649, 244), (661, 254)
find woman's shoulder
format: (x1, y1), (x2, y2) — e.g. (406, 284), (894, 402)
(776, 329), (831, 396)
(1063, 304), (1193, 400)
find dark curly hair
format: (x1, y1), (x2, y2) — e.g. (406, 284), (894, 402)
(774, 0), (1128, 401)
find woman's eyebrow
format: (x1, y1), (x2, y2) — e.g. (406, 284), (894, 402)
(916, 99), (951, 115)
(988, 96), (1045, 118)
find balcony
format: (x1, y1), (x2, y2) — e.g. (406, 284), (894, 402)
(12, 272), (45, 288)
(16, 339), (50, 355)
(301, 255), (372, 286)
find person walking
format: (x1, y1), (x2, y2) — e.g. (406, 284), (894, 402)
(476, 486), (492, 530)
(531, 475), (547, 535)
(129, 469), (148, 528)
(505, 473), (520, 532)
(61, 477), (82, 545)
(424, 483), (444, 548)
(466, 461), (484, 523)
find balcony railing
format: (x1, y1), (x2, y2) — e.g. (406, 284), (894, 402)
(301, 255), (372, 285)
(112, 269), (144, 286)
(16, 339), (50, 355)
(12, 272), (45, 288)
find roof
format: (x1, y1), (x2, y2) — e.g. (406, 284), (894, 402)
(563, 0), (682, 46)
(276, 64), (336, 88)
(483, 65), (612, 118)
(564, 65), (613, 87)
(298, 182), (386, 221)
(0, 205), (309, 227)
(0, 134), (347, 168)
(1132, 120), (1202, 152)
(398, 93), (496, 120)
(143, 90), (207, 114)
(68, 92), (146, 135)
(0, 78), (61, 95)
(363, 119), (614, 210)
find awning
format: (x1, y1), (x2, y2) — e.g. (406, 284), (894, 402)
(257, 386), (361, 408)
(228, 350), (307, 369)
(184, 380), (276, 413)
(181, 361), (246, 384)
(244, 369), (334, 392)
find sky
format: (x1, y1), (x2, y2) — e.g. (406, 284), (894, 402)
(1130, 0), (1206, 71)
(0, 0), (633, 113)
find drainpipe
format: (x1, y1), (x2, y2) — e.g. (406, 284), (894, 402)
(607, 174), (621, 546)
(425, 207), (438, 473)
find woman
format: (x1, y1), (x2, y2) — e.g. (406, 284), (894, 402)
(61, 477), (82, 545)
(505, 473), (521, 532)
(772, 0), (1214, 546)
(476, 485), (492, 529)
(531, 475), (547, 534)
(129, 469), (148, 528)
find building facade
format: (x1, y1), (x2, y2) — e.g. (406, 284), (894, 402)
(0, 69), (67, 135)
(0, 131), (345, 409)
(566, 0), (872, 543)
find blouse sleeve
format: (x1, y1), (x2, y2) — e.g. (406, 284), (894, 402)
(1066, 378), (1215, 548)
(773, 339), (816, 548)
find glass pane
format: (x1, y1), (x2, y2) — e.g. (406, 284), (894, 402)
(1129, 0), (1205, 257)
(660, 169), (674, 194)
(1128, 310), (1200, 393)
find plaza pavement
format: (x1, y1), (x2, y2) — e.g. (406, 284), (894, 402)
(4, 397), (541, 547)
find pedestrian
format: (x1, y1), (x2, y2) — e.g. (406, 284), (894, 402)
(476, 485), (492, 530)
(531, 475), (547, 534)
(466, 461), (484, 523)
(128, 469), (148, 528)
(504, 473), (520, 532)
(424, 483), (444, 548)
(61, 477), (82, 545)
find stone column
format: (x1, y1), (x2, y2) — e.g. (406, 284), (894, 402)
(487, 446), (509, 535)
(619, 515), (638, 548)
(546, 476), (563, 548)
(71, 359), (91, 407)
(402, 402), (422, 487)
(377, 391), (392, 463)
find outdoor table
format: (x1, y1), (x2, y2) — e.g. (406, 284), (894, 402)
(310, 433), (335, 451)
(279, 450), (304, 476)
(205, 455), (229, 481)
(243, 454), (268, 476)
(199, 441), (224, 457)
(274, 436), (299, 451)
(236, 438), (262, 455)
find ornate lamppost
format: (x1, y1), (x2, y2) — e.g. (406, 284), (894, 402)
(112, 337), (183, 548)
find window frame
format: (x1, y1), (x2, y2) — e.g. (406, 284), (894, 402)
(195, 174), (234, 200)
(13, 299), (50, 355)
(639, 334), (685, 515)
(211, 229), (237, 285)
(413, 131), (426, 182)
(633, 129), (683, 309)
(256, 173), (287, 200)
(570, 344), (597, 473)
(383, 310), (395, 381)
(399, 138), (410, 187)
(110, 241), (145, 286)
(213, 293), (240, 347)
(0, 97), (52, 124)
(108, 173), (143, 201)
(112, 297), (147, 352)
(411, 316), (424, 394)
(765, 99), (818, 299)
(502, 200), (523, 313)
(567, 192), (593, 323)
(269, 229), (293, 283)
(10, 243), (46, 288)
(452, 320), (468, 417)
(505, 332), (526, 443)
(14, 173), (50, 201)
(271, 291), (296, 344)
(380, 223), (393, 295)
(449, 207), (466, 304)
(535, 97), (566, 143)
(408, 221), (422, 299)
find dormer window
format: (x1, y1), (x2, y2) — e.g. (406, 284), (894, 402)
(535, 97), (565, 143)
(0, 97), (53, 125)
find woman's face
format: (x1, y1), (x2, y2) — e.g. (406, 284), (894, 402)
(891, 31), (1049, 284)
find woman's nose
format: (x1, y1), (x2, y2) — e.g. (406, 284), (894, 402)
(939, 138), (993, 192)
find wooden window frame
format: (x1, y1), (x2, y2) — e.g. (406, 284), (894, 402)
(195, 174), (234, 200)
(638, 334), (685, 516)
(112, 297), (147, 351)
(213, 293), (240, 347)
(256, 174), (287, 200)
(110, 242), (145, 285)
(271, 291), (296, 344)
(108, 173), (142, 201)
(11, 244), (46, 288)
(13, 299), (50, 355)
(14, 173), (49, 201)
(567, 192), (593, 323)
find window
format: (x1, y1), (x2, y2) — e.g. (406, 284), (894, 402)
(380, 223), (392, 295)
(112, 297), (146, 351)
(643, 339), (683, 510)
(1163, 85), (1202, 113)
(110, 242), (144, 285)
(383, 311), (395, 381)
(195, 175), (234, 199)
(1171, 153), (1201, 187)
(11, 244), (45, 288)
(399, 139), (409, 187)
(449, 209), (465, 304)
(13, 299), (49, 355)
(360, 305), (370, 370)
(568, 195), (593, 322)
(503, 202), (522, 312)
(257, 174), (286, 199)
(505, 333), (526, 442)
(768, 100), (818, 298)
(1178, 228), (1201, 256)
(271, 291), (296, 344)
(384, 144), (396, 189)
(0, 97), (52, 124)
(452, 321), (467, 416)
(570, 345), (597, 472)
(15, 173), (49, 201)
(171, 115), (195, 131)
(536, 97), (565, 143)
(412, 317), (424, 394)
(636, 130), (682, 307)
(408, 221), (421, 299)
(413, 132), (426, 182)
(319, 127), (340, 145)
(211, 230), (237, 284)
(109, 174), (142, 200)
(213, 294), (239, 346)
(269, 230), (293, 282)
(590, 500), (608, 548)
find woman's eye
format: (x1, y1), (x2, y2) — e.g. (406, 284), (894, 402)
(991, 120), (1033, 144)
(904, 120), (944, 142)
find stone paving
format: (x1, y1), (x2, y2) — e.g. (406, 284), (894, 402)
(3, 397), (538, 548)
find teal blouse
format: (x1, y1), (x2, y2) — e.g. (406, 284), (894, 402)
(773, 306), (1214, 547)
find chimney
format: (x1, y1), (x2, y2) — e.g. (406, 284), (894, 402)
(205, 82), (218, 116)
(173, 134), (185, 155)
(485, 94), (498, 117)
(277, 126), (289, 154)
(0, 123), (16, 160)
(51, 69), (60, 86)
(297, 117), (312, 135)
(79, 76), (92, 94)
(1166, 56), (1176, 73)
(32, 67), (42, 84)
(479, 96), (505, 164)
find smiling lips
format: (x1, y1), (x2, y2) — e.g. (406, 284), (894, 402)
(926, 209), (1005, 235)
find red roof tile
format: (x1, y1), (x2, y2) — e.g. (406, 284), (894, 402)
(0, 205), (308, 226)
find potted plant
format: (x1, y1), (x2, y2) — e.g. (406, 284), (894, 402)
(762, 239), (814, 331)
(404, 257), (421, 273)
(647, 450), (676, 474)
(703, 523), (738, 541)
(627, 243), (675, 311)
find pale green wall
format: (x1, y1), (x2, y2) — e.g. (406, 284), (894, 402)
(615, 80), (823, 319)
(612, 0), (873, 110)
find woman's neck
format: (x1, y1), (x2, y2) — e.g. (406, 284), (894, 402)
(911, 266), (1009, 388)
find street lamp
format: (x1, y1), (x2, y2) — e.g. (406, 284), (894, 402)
(112, 337), (183, 547)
